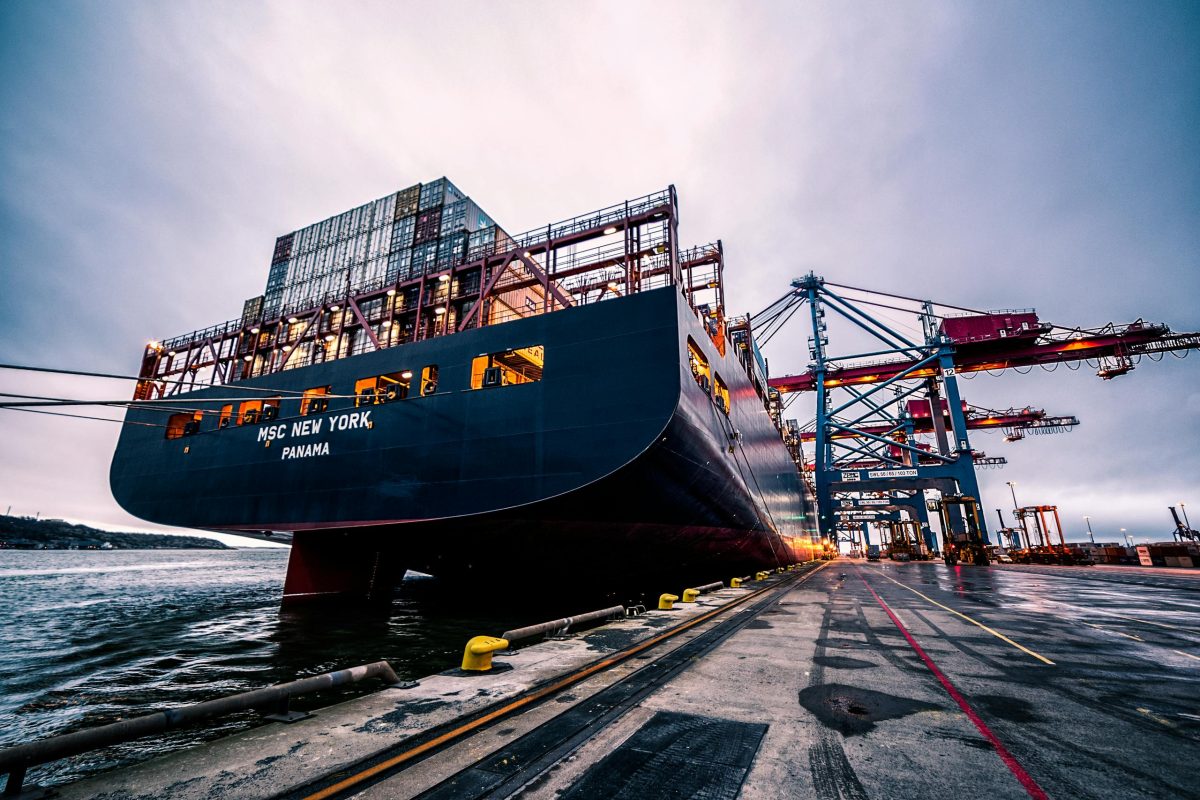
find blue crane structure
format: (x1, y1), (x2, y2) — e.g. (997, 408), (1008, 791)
(752, 273), (1200, 565)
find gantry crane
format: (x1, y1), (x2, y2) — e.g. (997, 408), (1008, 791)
(751, 274), (1199, 546)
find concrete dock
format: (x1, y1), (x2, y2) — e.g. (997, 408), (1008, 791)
(46, 560), (1199, 799)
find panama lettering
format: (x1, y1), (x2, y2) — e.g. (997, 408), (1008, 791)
(254, 410), (372, 459)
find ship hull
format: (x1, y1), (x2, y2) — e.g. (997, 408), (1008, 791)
(111, 287), (817, 601)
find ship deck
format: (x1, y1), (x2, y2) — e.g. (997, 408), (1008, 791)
(43, 559), (1200, 799)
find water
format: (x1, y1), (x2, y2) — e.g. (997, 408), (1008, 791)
(0, 549), (534, 788)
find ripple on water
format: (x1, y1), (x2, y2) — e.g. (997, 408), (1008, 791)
(0, 548), (535, 788)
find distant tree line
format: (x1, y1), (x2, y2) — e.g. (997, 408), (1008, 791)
(0, 515), (230, 550)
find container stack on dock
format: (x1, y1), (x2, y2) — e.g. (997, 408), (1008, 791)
(253, 178), (509, 322)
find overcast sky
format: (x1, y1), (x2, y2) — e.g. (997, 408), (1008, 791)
(1, 1), (1197, 546)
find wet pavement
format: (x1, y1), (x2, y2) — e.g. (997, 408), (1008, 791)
(44, 560), (1200, 799)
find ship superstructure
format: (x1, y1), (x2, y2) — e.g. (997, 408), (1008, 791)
(113, 181), (819, 602)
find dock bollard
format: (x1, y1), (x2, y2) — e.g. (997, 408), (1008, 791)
(462, 636), (509, 672)
(682, 588), (700, 603)
(731, 578), (743, 588)
(755, 571), (769, 581)
(658, 593), (679, 610)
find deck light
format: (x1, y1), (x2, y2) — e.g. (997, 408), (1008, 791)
(250, 327), (260, 334)
(386, 288), (397, 296)
(243, 355), (253, 362)
(401, 370), (413, 379)
(287, 316), (299, 324)
(148, 340), (161, 350)
(329, 305), (339, 311)
(382, 320), (392, 328)
(324, 334), (336, 342)
(282, 345), (292, 352)
(438, 274), (450, 282)
(434, 307), (447, 316)
(608, 281), (618, 289)
(604, 226), (618, 235)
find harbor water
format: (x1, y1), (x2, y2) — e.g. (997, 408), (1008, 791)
(0, 548), (532, 788)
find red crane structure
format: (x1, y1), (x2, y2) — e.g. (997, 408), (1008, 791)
(751, 274), (1198, 565)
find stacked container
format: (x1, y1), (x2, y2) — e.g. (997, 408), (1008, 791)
(256, 178), (509, 321)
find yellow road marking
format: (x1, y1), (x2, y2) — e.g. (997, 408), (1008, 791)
(1080, 621), (1143, 642)
(1173, 649), (1200, 662)
(1137, 707), (1178, 728)
(1099, 612), (1200, 633)
(872, 572), (1055, 665)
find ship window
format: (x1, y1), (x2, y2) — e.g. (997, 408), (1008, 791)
(237, 399), (263, 425)
(420, 365), (439, 396)
(165, 410), (203, 440)
(300, 385), (331, 415)
(470, 346), (544, 389)
(378, 372), (411, 402)
(713, 373), (730, 415)
(687, 338), (711, 393)
(354, 372), (412, 406)
(218, 404), (233, 429)
(354, 377), (378, 406)
(261, 397), (281, 422)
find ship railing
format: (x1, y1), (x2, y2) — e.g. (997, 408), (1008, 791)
(505, 188), (673, 251)
(151, 191), (676, 357)
(137, 188), (689, 399)
(0, 661), (407, 796)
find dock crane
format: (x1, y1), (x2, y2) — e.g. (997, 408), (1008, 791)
(750, 274), (1199, 550)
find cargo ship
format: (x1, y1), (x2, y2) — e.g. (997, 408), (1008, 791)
(110, 182), (819, 603)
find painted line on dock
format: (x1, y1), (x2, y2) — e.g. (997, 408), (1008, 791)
(1030, 598), (1200, 636)
(857, 571), (1049, 800)
(298, 562), (829, 800)
(1080, 621), (1143, 642)
(869, 570), (1055, 665)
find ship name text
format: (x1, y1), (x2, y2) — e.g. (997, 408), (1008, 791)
(257, 410), (373, 443)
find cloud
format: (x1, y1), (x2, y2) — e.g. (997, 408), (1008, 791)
(1, 1), (1196, 540)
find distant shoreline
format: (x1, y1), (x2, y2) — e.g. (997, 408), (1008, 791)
(0, 515), (231, 550)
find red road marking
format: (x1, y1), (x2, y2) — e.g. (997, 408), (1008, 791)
(856, 570), (1050, 800)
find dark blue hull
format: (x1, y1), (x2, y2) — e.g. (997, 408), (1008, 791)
(111, 287), (818, 600)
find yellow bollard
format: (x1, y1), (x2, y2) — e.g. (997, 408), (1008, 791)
(658, 593), (679, 610)
(730, 577), (743, 589)
(461, 635), (509, 672)
(682, 588), (700, 603)
(755, 571), (769, 581)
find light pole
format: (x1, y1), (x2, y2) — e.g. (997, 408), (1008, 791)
(1121, 528), (1131, 547)
(1181, 502), (1192, 531)
(1006, 481), (1019, 514)
(1084, 515), (1094, 544)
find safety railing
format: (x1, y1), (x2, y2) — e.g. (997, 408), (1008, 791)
(0, 660), (405, 796)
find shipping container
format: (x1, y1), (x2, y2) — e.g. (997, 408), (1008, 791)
(257, 179), (501, 317)
(272, 233), (295, 263)
(411, 241), (439, 277)
(437, 232), (470, 268)
(419, 177), (465, 211)
(440, 200), (466, 237)
(387, 248), (412, 283)
(940, 312), (1042, 344)
(414, 206), (443, 244)
(242, 295), (264, 324)
(391, 215), (416, 251)
(395, 185), (421, 219)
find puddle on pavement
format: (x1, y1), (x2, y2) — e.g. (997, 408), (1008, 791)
(798, 683), (941, 735)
